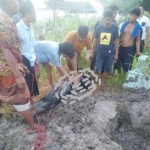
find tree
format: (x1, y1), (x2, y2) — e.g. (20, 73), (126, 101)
(142, 0), (150, 12)
(44, 0), (64, 7)
(99, 0), (141, 15)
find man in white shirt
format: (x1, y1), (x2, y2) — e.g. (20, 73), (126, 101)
(17, 0), (39, 96)
(137, 4), (150, 52)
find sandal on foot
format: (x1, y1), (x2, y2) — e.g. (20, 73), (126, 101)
(26, 125), (46, 134)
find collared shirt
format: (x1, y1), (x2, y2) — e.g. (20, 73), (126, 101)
(137, 16), (150, 40)
(34, 41), (61, 67)
(12, 13), (22, 24)
(17, 20), (36, 66)
(0, 10), (24, 77)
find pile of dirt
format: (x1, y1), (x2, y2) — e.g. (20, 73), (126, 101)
(0, 90), (150, 150)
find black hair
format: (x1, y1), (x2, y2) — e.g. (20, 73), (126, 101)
(59, 42), (75, 59)
(103, 9), (113, 18)
(107, 5), (118, 11)
(139, 4), (146, 10)
(77, 25), (89, 37)
(19, 0), (34, 17)
(130, 8), (141, 17)
(0, 0), (9, 10)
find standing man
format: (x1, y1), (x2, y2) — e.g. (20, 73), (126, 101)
(137, 4), (150, 52)
(91, 10), (119, 88)
(0, 0), (42, 134)
(114, 8), (142, 74)
(91, 5), (119, 70)
(17, 0), (39, 96)
(63, 25), (92, 70)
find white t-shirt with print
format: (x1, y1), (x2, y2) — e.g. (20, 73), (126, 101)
(137, 16), (150, 40)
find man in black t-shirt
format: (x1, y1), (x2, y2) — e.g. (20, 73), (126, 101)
(90, 10), (119, 88)
(90, 5), (119, 70)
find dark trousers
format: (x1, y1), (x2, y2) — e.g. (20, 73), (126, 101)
(23, 55), (39, 96)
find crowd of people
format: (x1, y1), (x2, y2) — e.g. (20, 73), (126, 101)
(0, 0), (150, 134)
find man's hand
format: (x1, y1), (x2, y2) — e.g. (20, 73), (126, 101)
(85, 53), (90, 61)
(137, 51), (142, 56)
(144, 44), (149, 50)
(35, 59), (40, 69)
(90, 53), (94, 60)
(16, 75), (26, 89)
(23, 65), (30, 74)
(114, 54), (118, 63)
(73, 77), (79, 83)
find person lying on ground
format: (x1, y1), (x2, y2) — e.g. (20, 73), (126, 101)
(90, 9), (119, 88)
(0, 0), (43, 134)
(17, 0), (39, 97)
(34, 41), (78, 86)
(63, 25), (92, 70)
(114, 8), (142, 74)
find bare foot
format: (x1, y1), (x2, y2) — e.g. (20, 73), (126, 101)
(27, 124), (46, 134)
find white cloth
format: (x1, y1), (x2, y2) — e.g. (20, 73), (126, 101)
(137, 16), (150, 40)
(13, 101), (30, 112)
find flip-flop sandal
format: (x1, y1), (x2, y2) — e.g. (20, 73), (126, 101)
(100, 86), (106, 91)
(26, 125), (46, 134)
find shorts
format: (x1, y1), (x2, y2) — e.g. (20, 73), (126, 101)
(0, 73), (30, 105)
(114, 46), (134, 72)
(23, 56), (39, 96)
(95, 51), (114, 73)
(13, 101), (30, 112)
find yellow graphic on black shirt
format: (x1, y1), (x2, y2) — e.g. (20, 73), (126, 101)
(100, 33), (111, 45)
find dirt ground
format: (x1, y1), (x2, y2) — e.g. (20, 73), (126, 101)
(0, 89), (150, 150)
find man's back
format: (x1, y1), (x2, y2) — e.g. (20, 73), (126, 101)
(34, 41), (61, 67)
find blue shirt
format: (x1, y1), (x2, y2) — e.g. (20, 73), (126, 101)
(95, 24), (119, 55)
(34, 41), (61, 67)
(17, 20), (36, 66)
(12, 13), (22, 23)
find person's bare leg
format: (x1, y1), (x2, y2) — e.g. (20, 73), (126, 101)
(20, 109), (37, 130)
(43, 63), (53, 86)
(118, 69), (121, 74)
(101, 72), (109, 87)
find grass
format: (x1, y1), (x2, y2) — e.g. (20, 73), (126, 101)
(1, 13), (150, 119)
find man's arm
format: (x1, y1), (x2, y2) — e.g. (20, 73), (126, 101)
(146, 26), (150, 42)
(3, 49), (25, 88)
(91, 38), (98, 58)
(70, 52), (78, 76)
(136, 30), (142, 56)
(85, 35), (92, 61)
(114, 39), (119, 62)
(2, 49), (21, 77)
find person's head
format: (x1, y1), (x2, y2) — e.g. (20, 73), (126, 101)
(103, 9), (113, 27)
(77, 25), (89, 42)
(59, 42), (75, 60)
(0, 0), (19, 16)
(107, 5), (118, 20)
(139, 4), (146, 16)
(39, 35), (45, 41)
(130, 8), (140, 23)
(19, 0), (36, 23)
